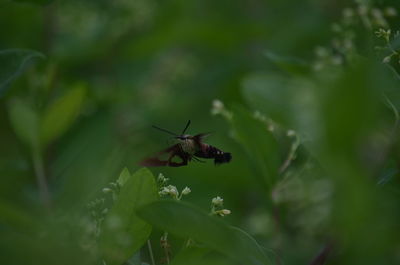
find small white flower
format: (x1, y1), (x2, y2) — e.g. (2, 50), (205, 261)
(383, 56), (392, 64)
(385, 7), (397, 17)
(287, 130), (296, 137)
(212, 99), (224, 110)
(181, 187), (191, 195)
(166, 185), (178, 197)
(216, 209), (231, 217)
(157, 173), (168, 183)
(212, 196), (224, 207)
(371, 8), (383, 19)
(211, 99), (224, 115)
(102, 188), (112, 194)
(221, 209), (231, 215)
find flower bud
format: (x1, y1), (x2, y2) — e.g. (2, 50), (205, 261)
(102, 188), (112, 194)
(212, 196), (224, 207)
(181, 187), (191, 195)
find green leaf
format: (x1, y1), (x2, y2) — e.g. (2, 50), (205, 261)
(117, 167), (131, 187)
(100, 168), (158, 265)
(242, 73), (291, 125)
(170, 246), (210, 265)
(11, 0), (53, 5)
(0, 49), (45, 95)
(230, 106), (279, 191)
(7, 98), (40, 151)
(137, 200), (271, 265)
(40, 83), (86, 146)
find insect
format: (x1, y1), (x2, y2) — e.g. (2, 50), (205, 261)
(140, 120), (232, 167)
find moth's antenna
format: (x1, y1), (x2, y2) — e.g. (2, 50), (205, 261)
(152, 125), (178, 136)
(181, 120), (191, 134)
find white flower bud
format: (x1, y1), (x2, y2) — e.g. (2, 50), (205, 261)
(102, 188), (112, 194)
(159, 187), (169, 196)
(221, 209), (231, 215)
(166, 185), (178, 197)
(383, 56), (391, 64)
(211, 99), (225, 115)
(216, 209), (231, 217)
(212, 196), (224, 206)
(181, 187), (191, 195)
(385, 7), (397, 17)
(157, 173), (165, 182)
(287, 130), (296, 137)
(212, 99), (224, 110)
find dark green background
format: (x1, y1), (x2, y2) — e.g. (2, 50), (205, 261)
(1, 0), (400, 264)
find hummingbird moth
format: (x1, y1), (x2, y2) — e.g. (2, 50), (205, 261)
(140, 120), (232, 167)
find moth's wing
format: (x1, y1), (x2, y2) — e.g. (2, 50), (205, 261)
(139, 144), (180, 167)
(193, 133), (212, 141)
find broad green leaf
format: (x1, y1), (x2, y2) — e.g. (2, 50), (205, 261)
(137, 200), (271, 265)
(230, 106), (279, 191)
(100, 168), (158, 265)
(7, 98), (40, 151)
(242, 73), (290, 125)
(0, 49), (44, 95)
(40, 84), (86, 146)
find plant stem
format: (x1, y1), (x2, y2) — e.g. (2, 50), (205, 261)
(279, 135), (300, 174)
(147, 240), (156, 265)
(32, 150), (51, 209)
(161, 232), (170, 264)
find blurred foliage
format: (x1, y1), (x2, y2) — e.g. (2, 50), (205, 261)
(1, 0), (400, 265)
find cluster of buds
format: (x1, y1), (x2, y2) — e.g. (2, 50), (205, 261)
(313, 3), (398, 71)
(158, 173), (191, 200)
(210, 196), (231, 217)
(157, 173), (169, 186)
(102, 181), (121, 201)
(87, 198), (108, 237)
(253, 110), (277, 133)
(87, 198), (107, 219)
(375, 28), (400, 64)
(375, 28), (392, 42)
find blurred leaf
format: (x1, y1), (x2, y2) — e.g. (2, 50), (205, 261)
(7, 98), (40, 151)
(40, 83), (86, 146)
(242, 72), (320, 138)
(117, 167), (131, 187)
(242, 73), (290, 125)
(11, 0), (53, 5)
(137, 200), (271, 265)
(230, 105), (279, 191)
(0, 49), (44, 95)
(0, 199), (38, 232)
(264, 51), (310, 76)
(126, 251), (141, 265)
(100, 168), (158, 265)
(170, 246), (210, 265)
